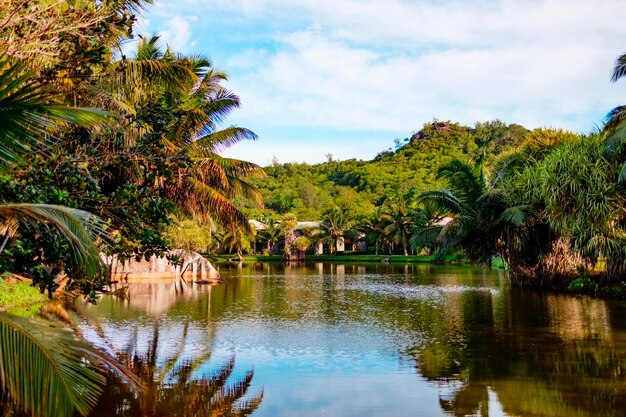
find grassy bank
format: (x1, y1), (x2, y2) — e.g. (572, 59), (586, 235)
(0, 280), (46, 317)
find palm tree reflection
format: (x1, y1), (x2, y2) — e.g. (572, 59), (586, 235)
(90, 320), (262, 417)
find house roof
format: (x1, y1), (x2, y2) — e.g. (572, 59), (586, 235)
(296, 221), (321, 230)
(249, 219), (267, 230)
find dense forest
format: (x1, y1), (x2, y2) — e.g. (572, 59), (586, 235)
(239, 120), (528, 221)
(234, 119), (626, 294)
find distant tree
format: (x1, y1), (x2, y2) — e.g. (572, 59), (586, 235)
(380, 196), (413, 256)
(222, 225), (254, 261)
(320, 207), (355, 254)
(279, 214), (299, 260)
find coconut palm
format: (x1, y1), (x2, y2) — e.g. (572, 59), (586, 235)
(319, 207), (355, 254)
(379, 197), (413, 256)
(419, 157), (526, 266)
(256, 217), (283, 255)
(88, 36), (264, 232)
(357, 208), (386, 255)
(222, 224), (254, 261)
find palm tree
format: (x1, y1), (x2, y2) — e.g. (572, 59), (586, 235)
(222, 225), (254, 261)
(320, 207), (355, 254)
(88, 36), (264, 232)
(380, 197), (413, 256)
(0, 54), (138, 417)
(256, 217), (283, 255)
(605, 52), (626, 182)
(358, 208), (386, 255)
(419, 157), (526, 266)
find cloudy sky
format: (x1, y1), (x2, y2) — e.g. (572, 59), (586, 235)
(135, 0), (626, 165)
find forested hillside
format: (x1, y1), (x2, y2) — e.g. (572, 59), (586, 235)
(240, 120), (528, 220)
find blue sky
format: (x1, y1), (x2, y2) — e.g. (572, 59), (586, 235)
(133, 0), (626, 165)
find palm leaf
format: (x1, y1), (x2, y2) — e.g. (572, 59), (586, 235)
(0, 54), (108, 163)
(410, 226), (441, 249)
(0, 312), (140, 417)
(0, 204), (108, 277)
(435, 159), (483, 202)
(498, 205), (533, 227)
(195, 87), (241, 129)
(195, 127), (257, 153)
(178, 178), (252, 233)
(611, 52), (626, 82)
(419, 190), (468, 216)
(603, 105), (626, 160)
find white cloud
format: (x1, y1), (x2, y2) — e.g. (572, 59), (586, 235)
(157, 15), (198, 52)
(230, 28), (622, 133)
(142, 0), (626, 162)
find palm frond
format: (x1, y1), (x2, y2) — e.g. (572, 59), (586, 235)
(0, 55), (108, 163)
(107, 59), (196, 100)
(195, 127), (257, 153)
(0, 204), (108, 276)
(0, 313), (107, 417)
(603, 105), (626, 157)
(103, 0), (153, 14)
(435, 159), (484, 202)
(410, 226), (442, 250)
(419, 190), (468, 216)
(223, 176), (265, 205)
(491, 151), (527, 186)
(498, 205), (533, 227)
(611, 52), (626, 82)
(196, 87), (241, 129)
(179, 178), (252, 233)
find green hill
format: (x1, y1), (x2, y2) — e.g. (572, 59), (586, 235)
(240, 119), (528, 220)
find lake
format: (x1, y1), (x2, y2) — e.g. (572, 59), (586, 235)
(82, 262), (626, 417)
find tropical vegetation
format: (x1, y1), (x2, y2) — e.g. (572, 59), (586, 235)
(2, 0), (626, 415)
(0, 1), (262, 417)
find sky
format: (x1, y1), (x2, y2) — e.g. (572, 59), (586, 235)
(134, 0), (626, 165)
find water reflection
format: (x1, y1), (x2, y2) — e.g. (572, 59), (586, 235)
(409, 288), (626, 417)
(84, 312), (262, 417)
(83, 262), (626, 417)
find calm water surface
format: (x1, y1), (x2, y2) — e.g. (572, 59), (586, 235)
(83, 262), (626, 417)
